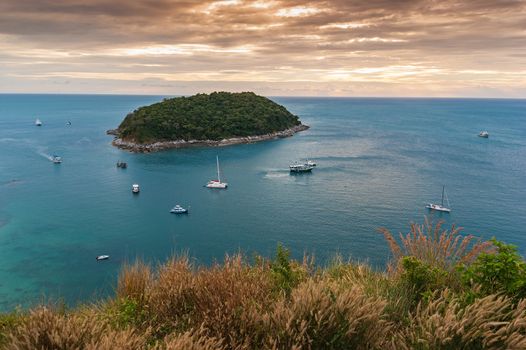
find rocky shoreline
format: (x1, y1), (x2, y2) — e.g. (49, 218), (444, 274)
(108, 124), (309, 153)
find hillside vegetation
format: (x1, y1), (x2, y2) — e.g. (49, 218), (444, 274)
(2, 219), (526, 349)
(116, 92), (303, 143)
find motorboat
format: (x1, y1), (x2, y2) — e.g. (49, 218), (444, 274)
(206, 156), (228, 189)
(478, 131), (489, 138)
(52, 155), (62, 164)
(132, 184), (140, 193)
(96, 255), (109, 261)
(290, 163), (314, 173)
(426, 185), (451, 213)
(116, 161), (127, 169)
(170, 205), (188, 214)
(35, 119), (42, 126)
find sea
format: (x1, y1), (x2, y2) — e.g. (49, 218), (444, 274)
(0, 94), (525, 310)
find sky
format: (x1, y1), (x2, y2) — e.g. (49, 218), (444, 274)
(1, 0), (525, 97)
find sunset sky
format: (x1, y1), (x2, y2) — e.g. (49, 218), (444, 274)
(1, 0), (525, 97)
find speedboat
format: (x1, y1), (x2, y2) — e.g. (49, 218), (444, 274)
(290, 163), (314, 173)
(132, 184), (140, 193)
(206, 156), (228, 189)
(478, 131), (489, 138)
(35, 119), (42, 126)
(52, 155), (62, 164)
(96, 255), (109, 261)
(170, 205), (188, 214)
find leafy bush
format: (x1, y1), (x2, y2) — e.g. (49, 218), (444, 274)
(270, 244), (307, 295)
(461, 238), (526, 300)
(399, 256), (449, 304)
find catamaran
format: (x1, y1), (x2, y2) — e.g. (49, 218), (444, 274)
(206, 156), (228, 189)
(426, 185), (451, 213)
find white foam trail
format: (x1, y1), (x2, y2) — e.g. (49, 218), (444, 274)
(36, 146), (54, 161)
(264, 170), (289, 179)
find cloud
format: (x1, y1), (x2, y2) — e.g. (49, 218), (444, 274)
(0, 0), (525, 96)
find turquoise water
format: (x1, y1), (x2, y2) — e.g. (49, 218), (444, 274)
(0, 95), (525, 310)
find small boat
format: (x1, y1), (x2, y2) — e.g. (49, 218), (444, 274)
(66, 121), (72, 126)
(132, 184), (140, 193)
(426, 185), (451, 213)
(116, 161), (127, 169)
(290, 162), (314, 173)
(306, 160), (317, 167)
(206, 156), (228, 189)
(96, 255), (110, 261)
(478, 131), (489, 138)
(35, 119), (42, 126)
(170, 205), (188, 214)
(52, 155), (62, 164)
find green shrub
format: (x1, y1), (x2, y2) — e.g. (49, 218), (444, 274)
(107, 297), (148, 329)
(399, 256), (449, 305)
(270, 244), (306, 295)
(461, 238), (526, 300)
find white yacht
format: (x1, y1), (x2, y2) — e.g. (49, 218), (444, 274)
(52, 155), (62, 164)
(132, 184), (140, 193)
(290, 162), (314, 173)
(96, 255), (109, 261)
(35, 119), (42, 126)
(426, 185), (451, 213)
(170, 204), (188, 214)
(478, 131), (489, 138)
(206, 156), (228, 189)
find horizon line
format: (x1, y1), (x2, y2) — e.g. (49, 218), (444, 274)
(0, 92), (525, 100)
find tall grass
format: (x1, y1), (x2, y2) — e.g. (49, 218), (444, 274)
(379, 218), (493, 271)
(3, 219), (525, 349)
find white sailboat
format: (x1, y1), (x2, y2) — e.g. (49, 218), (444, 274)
(426, 185), (451, 213)
(206, 156), (228, 189)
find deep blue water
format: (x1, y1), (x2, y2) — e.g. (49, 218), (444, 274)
(0, 95), (525, 310)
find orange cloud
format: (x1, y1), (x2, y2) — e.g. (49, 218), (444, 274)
(0, 0), (525, 96)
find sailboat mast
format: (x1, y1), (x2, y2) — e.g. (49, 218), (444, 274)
(441, 185), (445, 206)
(216, 156), (221, 183)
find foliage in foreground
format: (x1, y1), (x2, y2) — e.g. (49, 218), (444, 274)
(2, 220), (526, 349)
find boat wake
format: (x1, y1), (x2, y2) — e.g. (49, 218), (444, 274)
(36, 147), (55, 162)
(263, 170), (289, 179)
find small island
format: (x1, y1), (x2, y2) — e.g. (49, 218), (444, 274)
(108, 92), (309, 152)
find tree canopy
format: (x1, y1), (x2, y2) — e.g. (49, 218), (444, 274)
(117, 92), (302, 143)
